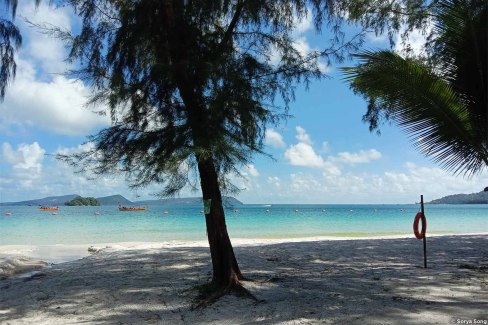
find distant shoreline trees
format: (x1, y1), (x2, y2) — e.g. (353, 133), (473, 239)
(65, 196), (100, 206)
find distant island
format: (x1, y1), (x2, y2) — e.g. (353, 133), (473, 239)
(65, 196), (100, 206)
(428, 190), (488, 204)
(0, 194), (243, 207)
(135, 196), (243, 207)
(97, 195), (132, 206)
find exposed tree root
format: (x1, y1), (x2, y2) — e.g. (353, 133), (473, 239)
(238, 275), (255, 282)
(192, 280), (263, 309)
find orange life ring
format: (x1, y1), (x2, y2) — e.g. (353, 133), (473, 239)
(413, 212), (426, 239)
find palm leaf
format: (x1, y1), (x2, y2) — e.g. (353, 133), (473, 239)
(342, 50), (488, 174)
(430, 0), (487, 139)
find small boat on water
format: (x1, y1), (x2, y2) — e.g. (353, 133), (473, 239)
(118, 206), (147, 211)
(39, 206), (59, 211)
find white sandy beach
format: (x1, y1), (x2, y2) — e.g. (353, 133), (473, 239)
(1, 234), (487, 324)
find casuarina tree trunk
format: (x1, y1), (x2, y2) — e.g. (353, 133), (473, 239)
(196, 155), (244, 288)
(160, 0), (253, 303)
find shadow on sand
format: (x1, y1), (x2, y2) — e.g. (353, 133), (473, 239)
(0, 235), (487, 324)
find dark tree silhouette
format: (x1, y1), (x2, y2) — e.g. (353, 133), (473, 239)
(1, 0), (22, 100)
(50, 0), (435, 303)
(0, 0), (42, 100)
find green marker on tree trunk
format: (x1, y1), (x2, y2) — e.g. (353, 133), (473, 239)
(204, 199), (211, 215)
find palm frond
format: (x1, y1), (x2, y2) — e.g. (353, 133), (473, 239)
(343, 50), (488, 174)
(430, 0), (487, 137)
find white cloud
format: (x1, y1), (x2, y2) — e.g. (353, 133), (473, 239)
(20, 2), (71, 31)
(292, 37), (312, 57)
(0, 142), (153, 202)
(267, 176), (281, 188)
(317, 62), (330, 73)
(2, 142), (45, 171)
(265, 129), (286, 148)
(284, 127), (325, 168)
(56, 142), (95, 156)
(335, 149), (382, 164)
(295, 126), (312, 145)
(1, 142), (46, 188)
(0, 3), (110, 136)
(1, 58), (110, 136)
(285, 142), (325, 167)
(394, 20), (433, 58)
(322, 161), (341, 176)
(366, 31), (388, 44)
(243, 164), (260, 177)
(267, 9), (329, 73)
(3, 140), (488, 205)
(2, 143), (21, 165)
(239, 162), (488, 204)
(290, 172), (321, 192)
(18, 2), (73, 74)
(291, 10), (313, 37)
(284, 126), (379, 171)
(321, 141), (330, 153)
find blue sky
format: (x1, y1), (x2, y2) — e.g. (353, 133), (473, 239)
(1, 3), (487, 204)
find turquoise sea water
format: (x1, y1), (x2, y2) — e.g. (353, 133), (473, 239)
(1, 204), (487, 245)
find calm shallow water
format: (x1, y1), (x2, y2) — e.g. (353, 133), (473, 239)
(0, 204), (487, 245)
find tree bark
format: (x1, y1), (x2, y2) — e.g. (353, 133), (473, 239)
(196, 155), (244, 287)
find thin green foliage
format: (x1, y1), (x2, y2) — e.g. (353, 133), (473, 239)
(0, 0), (42, 100)
(47, 0), (437, 194)
(57, 0), (366, 196)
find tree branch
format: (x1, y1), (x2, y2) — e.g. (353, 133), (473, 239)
(248, 30), (366, 81)
(218, 0), (244, 53)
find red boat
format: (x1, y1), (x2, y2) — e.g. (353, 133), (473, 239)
(39, 206), (59, 211)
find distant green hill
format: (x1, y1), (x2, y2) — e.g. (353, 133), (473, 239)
(134, 196), (243, 207)
(0, 194), (79, 206)
(1, 194), (244, 206)
(428, 191), (488, 204)
(65, 196), (100, 206)
(97, 195), (133, 206)
(0, 194), (132, 206)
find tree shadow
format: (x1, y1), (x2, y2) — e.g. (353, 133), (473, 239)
(0, 235), (487, 324)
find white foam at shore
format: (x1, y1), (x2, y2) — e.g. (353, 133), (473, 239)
(1, 232), (487, 277)
(0, 256), (48, 277)
(0, 244), (93, 277)
(0, 244), (91, 264)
